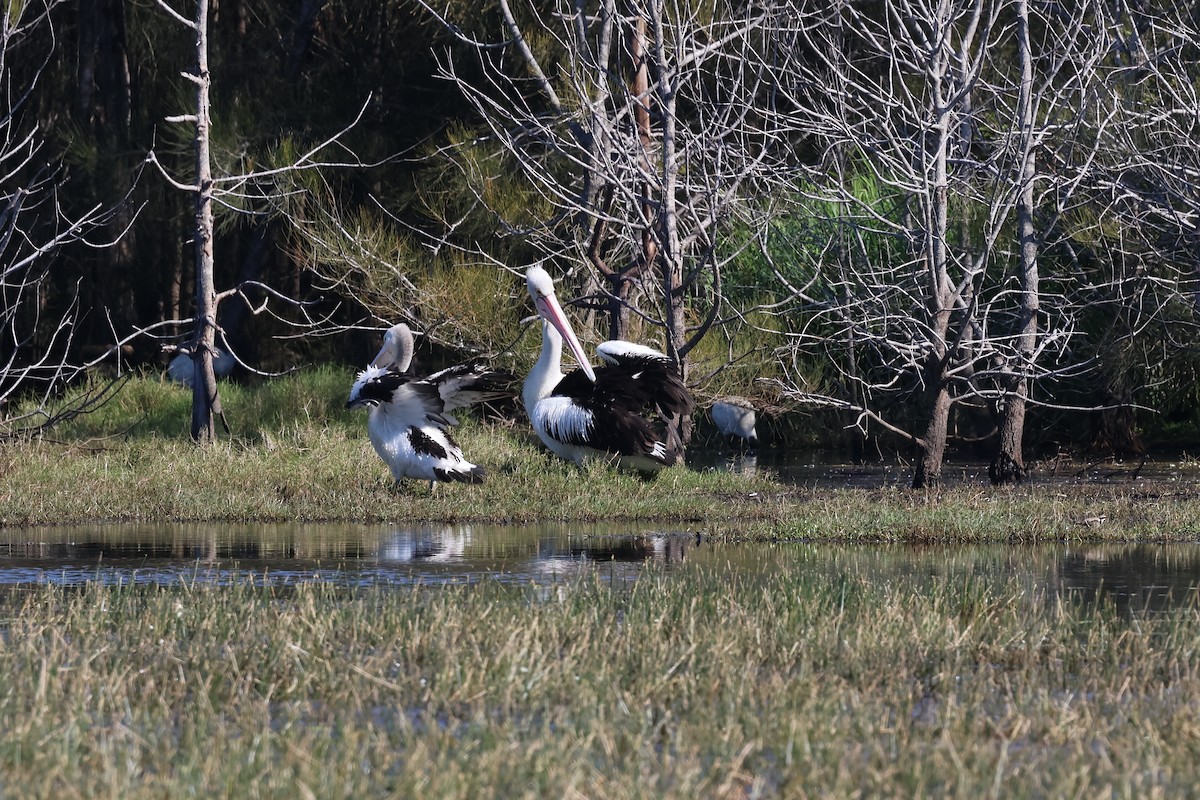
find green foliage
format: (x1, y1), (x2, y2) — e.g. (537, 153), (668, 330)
(723, 172), (905, 309)
(38, 367), (357, 442)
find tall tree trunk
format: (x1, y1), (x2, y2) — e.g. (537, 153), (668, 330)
(587, 12), (655, 343)
(913, 382), (952, 489)
(991, 0), (1038, 485)
(77, 0), (131, 142)
(284, 0), (328, 80)
(182, 0), (224, 442)
(913, 87), (954, 488)
(650, 0), (689, 455)
(911, 2), (984, 488)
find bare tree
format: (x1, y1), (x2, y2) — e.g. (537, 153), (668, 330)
(150, 0), (370, 441)
(1080, 1), (1200, 452)
(1, 0), (130, 438)
(988, 0), (1039, 484)
(766, 0), (1117, 487)
(410, 0), (800, 448)
(151, 0), (227, 441)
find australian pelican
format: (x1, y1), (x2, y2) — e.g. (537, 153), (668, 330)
(370, 322), (515, 424)
(347, 322), (515, 489)
(711, 397), (759, 449)
(523, 265), (693, 471)
(347, 366), (485, 489)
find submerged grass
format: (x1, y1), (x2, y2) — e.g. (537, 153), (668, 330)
(2, 561), (1199, 797)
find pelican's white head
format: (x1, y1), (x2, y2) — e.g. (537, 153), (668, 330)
(526, 265), (596, 382)
(370, 323), (416, 371)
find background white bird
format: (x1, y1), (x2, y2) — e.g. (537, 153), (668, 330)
(711, 396), (759, 449)
(523, 265), (693, 472)
(167, 348), (235, 387)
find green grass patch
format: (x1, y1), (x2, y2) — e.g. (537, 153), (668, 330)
(2, 371), (1200, 542)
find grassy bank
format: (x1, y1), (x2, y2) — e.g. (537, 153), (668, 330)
(2, 370), (1200, 540)
(2, 557), (1198, 797)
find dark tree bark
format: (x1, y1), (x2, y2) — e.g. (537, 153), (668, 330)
(991, 0), (1039, 485)
(913, 384), (952, 489)
(76, 0), (131, 144)
(284, 0), (328, 80)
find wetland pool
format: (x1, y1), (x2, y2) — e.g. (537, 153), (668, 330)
(2, 521), (1199, 616)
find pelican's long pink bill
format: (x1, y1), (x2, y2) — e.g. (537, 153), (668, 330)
(528, 268), (596, 382)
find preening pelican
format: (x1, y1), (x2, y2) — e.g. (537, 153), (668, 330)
(370, 322), (515, 424)
(711, 396), (759, 449)
(347, 366), (484, 489)
(523, 265), (693, 471)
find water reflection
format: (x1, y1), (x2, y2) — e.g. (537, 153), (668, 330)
(1054, 544), (1200, 616)
(779, 542), (1200, 618)
(1, 524), (1198, 615)
(0, 522), (696, 589)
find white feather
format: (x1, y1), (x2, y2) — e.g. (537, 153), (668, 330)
(167, 349), (235, 386)
(529, 395), (596, 464)
(349, 366), (482, 484)
(711, 397), (758, 444)
(595, 340), (669, 365)
(367, 403), (479, 482)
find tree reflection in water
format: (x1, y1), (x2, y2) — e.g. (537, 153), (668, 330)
(1054, 544), (1200, 617)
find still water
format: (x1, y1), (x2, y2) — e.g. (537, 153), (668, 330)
(2, 522), (1200, 615)
(688, 448), (1196, 488)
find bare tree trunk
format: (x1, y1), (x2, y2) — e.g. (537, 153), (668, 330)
(284, 0), (328, 80)
(586, 12), (658, 343)
(629, 11), (656, 339)
(649, 0), (690, 454)
(912, 40), (957, 489)
(182, 0), (224, 441)
(991, 0), (1038, 485)
(77, 0), (131, 141)
(913, 383), (952, 489)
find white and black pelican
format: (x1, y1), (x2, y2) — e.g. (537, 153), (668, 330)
(346, 366), (485, 489)
(523, 265), (693, 471)
(370, 322), (515, 424)
(711, 396), (759, 449)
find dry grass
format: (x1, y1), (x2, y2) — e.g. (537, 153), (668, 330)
(1, 557), (1198, 797)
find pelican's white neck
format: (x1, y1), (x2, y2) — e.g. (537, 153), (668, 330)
(523, 320), (565, 413)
